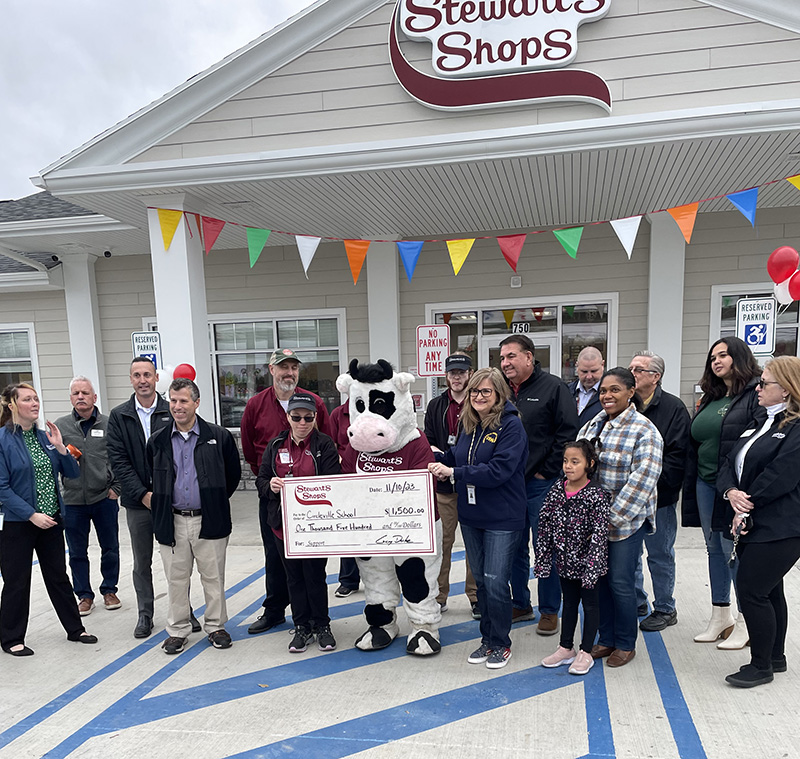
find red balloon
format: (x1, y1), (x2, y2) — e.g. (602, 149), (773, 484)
(173, 363), (196, 381)
(767, 246), (799, 284)
(788, 271), (800, 302)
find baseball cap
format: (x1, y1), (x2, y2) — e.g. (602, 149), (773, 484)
(445, 354), (472, 372)
(269, 348), (301, 365)
(287, 393), (317, 412)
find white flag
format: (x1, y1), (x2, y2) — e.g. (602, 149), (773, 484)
(609, 216), (642, 260)
(295, 235), (321, 279)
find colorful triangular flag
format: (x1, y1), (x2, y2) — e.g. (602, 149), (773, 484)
(609, 216), (642, 259)
(157, 209), (183, 252)
(725, 188), (758, 226)
(666, 203), (699, 244)
(201, 216), (225, 255)
(295, 236), (321, 279)
(246, 227), (271, 268)
(787, 175), (800, 193)
(502, 310), (516, 329)
(344, 240), (370, 285)
(446, 239), (475, 275)
(553, 227), (584, 259)
(497, 234), (526, 272)
(397, 241), (424, 282)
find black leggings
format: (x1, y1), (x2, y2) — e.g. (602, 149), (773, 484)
(737, 537), (800, 671)
(559, 576), (600, 654)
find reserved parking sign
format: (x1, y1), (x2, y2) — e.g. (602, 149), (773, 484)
(736, 297), (775, 356)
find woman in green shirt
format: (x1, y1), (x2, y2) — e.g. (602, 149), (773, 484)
(682, 337), (760, 650)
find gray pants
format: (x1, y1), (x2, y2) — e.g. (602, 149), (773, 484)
(125, 507), (155, 617)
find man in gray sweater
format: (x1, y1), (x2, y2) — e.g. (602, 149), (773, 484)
(56, 377), (121, 615)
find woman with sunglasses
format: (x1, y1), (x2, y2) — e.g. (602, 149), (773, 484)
(716, 357), (800, 687)
(578, 368), (663, 668)
(256, 393), (340, 654)
(429, 368), (527, 670)
(682, 336), (761, 649)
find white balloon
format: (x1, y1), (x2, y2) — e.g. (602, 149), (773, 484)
(155, 364), (174, 395)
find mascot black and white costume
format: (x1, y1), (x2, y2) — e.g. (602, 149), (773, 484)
(338, 359), (442, 656)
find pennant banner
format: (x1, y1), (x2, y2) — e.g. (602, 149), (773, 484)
(201, 216), (226, 255)
(397, 240), (425, 282)
(667, 202), (699, 244)
(447, 239), (475, 275)
(788, 175), (800, 193)
(497, 234), (526, 272)
(553, 227), (584, 259)
(725, 188), (758, 227)
(609, 216), (642, 260)
(532, 308), (544, 322)
(157, 209), (183, 252)
(246, 227), (271, 268)
(344, 240), (370, 284)
(296, 236), (321, 279)
(502, 309), (516, 329)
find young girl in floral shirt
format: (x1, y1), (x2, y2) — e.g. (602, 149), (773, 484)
(535, 439), (611, 675)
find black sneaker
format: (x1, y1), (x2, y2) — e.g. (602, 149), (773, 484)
(639, 610), (678, 632)
(208, 629), (232, 649)
(162, 636), (186, 655)
(637, 603), (649, 617)
(288, 626), (315, 653)
(315, 624), (337, 651)
(334, 585), (356, 598)
(471, 602), (481, 620)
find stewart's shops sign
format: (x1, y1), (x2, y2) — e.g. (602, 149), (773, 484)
(390, 0), (612, 111)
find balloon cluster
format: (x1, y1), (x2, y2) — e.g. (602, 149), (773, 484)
(155, 363), (197, 394)
(768, 246), (800, 305)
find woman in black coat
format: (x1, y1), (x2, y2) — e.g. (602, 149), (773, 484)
(717, 356), (800, 687)
(682, 336), (760, 649)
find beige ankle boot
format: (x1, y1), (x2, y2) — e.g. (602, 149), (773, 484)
(694, 606), (736, 643)
(717, 613), (749, 650)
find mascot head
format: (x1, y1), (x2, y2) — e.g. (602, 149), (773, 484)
(336, 359), (419, 454)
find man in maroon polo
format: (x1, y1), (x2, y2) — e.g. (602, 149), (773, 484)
(240, 348), (330, 634)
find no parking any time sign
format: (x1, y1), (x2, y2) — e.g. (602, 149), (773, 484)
(416, 325), (450, 377)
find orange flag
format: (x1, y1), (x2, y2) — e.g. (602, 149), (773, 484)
(157, 209), (183, 251)
(344, 240), (370, 285)
(666, 203), (699, 244)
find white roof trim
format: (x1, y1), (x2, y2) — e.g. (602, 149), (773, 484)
(0, 215), (135, 237)
(0, 245), (48, 273)
(36, 0), (385, 177)
(41, 99), (800, 196)
(697, 0), (800, 33)
(0, 269), (64, 292)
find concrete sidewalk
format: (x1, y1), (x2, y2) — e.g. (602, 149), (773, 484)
(1, 491), (799, 759)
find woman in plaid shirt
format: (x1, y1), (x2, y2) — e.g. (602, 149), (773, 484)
(578, 367), (663, 668)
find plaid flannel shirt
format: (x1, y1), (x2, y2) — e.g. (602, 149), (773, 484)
(578, 404), (663, 542)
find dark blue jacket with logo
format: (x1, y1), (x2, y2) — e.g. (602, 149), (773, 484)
(435, 401), (528, 531)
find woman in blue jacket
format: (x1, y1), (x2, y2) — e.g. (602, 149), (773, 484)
(429, 367), (528, 671)
(0, 383), (98, 656)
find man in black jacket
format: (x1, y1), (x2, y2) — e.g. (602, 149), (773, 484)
(500, 335), (579, 635)
(107, 357), (173, 638)
(147, 378), (241, 655)
(629, 351), (691, 632)
(568, 346), (605, 426)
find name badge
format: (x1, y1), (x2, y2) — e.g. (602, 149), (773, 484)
(740, 429), (755, 438)
(279, 450), (291, 464)
(91, 429), (104, 437)
(447, 434), (457, 447)
(467, 484), (476, 505)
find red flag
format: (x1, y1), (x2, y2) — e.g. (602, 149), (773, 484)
(201, 216), (226, 255)
(497, 234), (526, 272)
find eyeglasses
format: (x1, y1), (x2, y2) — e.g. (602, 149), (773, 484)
(757, 379), (781, 389)
(469, 388), (494, 398)
(289, 414), (315, 423)
(629, 367), (658, 375)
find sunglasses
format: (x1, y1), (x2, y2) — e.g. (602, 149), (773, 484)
(757, 379), (780, 389)
(289, 414), (315, 423)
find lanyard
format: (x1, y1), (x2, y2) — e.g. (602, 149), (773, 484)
(467, 428), (481, 466)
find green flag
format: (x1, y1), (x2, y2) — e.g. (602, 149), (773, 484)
(246, 227), (271, 268)
(553, 227), (584, 259)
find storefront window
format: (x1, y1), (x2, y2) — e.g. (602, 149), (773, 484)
(0, 329), (35, 388)
(719, 293), (798, 358)
(561, 304), (609, 380)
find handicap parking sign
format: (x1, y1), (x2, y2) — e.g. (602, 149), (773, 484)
(736, 298), (775, 355)
(743, 323), (767, 348)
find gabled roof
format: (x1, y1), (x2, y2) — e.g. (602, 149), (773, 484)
(0, 191), (97, 222)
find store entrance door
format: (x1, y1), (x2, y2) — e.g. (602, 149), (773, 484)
(481, 335), (559, 375)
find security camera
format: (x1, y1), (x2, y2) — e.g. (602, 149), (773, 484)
(103, 250), (112, 258)
(51, 255), (59, 262)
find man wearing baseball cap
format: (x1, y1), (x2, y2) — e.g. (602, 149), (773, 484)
(240, 348), (331, 634)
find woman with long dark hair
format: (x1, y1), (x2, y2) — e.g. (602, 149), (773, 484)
(0, 383), (98, 656)
(682, 336), (760, 649)
(578, 368), (663, 668)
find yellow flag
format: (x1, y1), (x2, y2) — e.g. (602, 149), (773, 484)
(447, 239), (475, 275)
(502, 310), (516, 329)
(787, 175), (800, 193)
(157, 209), (183, 251)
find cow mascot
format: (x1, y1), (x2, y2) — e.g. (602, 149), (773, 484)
(337, 359), (442, 656)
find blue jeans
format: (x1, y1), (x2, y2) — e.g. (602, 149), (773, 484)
(462, 524), (523, 650)
(63, 498), (120, 600)
(510, 477), (561, 614)
(635, 503), (678, 613)
(696, 478), (737, 606)
(598, 525), (647, 651)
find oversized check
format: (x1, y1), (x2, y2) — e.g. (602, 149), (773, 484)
(281, 470), (435, 559)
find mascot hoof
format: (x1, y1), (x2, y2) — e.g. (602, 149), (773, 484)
(406, 630), (441, 656)
(355, 626), (395, 651)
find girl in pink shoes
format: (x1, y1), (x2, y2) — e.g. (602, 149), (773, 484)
(535, 440), (611, 675)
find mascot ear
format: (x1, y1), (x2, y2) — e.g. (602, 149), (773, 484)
(336, 373), (354, 394)
(393, 371), (416, 394)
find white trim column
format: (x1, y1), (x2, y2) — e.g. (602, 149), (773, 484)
(144, 194), (213, 418)
(646, 213), (687, 396)
(61, 252), (108, 408)
(366, 240), (401, 368)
